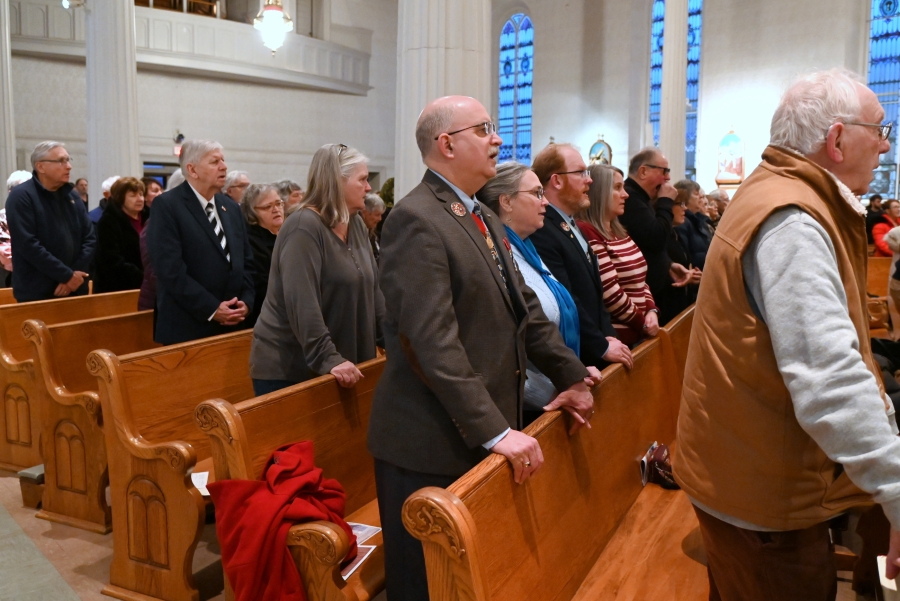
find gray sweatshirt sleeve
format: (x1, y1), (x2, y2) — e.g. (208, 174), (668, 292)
(743, 207), (900, 529)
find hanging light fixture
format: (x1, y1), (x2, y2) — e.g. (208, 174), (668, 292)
(254, 0), (293, 55)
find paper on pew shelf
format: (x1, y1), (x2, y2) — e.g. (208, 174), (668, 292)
(341, 545), (375, 581)
(348, 522), (381, 545)
(190, 472), (210, 497)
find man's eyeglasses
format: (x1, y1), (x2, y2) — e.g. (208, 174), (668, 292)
(256, 200), (285, 212)
(515, 187), (544, 200)
(37, 157), (72, 166)
(435, 121), (497, 139)
(554, 169), (590, 179)
(840, 121), (893, 141)
(644, 164), (671, 176)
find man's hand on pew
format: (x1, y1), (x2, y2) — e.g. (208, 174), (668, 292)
(53, 283), (71, 297)
(887, 528), (900, 579)
(603, 337), (634, 370)
(330, 360), (364, 388)
(544, 381), (595, 435)
(491, 430), (544, 484)
(584, 366), (603, 388)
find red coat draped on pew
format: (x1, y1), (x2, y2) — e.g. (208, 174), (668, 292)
(208, 440), (357, 601)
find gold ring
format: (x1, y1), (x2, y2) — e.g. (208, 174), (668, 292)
(524, 460), (531, 467)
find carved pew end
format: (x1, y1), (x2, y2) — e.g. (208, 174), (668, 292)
(18, 464), (44, 509)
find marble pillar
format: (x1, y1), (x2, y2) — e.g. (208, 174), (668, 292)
(658, 0), (688, 181)
(85, 1), (142, 209)
(0, 0), (16, 205)
(393, 0), (491, 199)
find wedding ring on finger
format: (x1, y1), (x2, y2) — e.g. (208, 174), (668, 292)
(524, 459), (532, 468)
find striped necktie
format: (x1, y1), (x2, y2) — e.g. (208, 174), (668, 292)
(204, 201), (230, 262)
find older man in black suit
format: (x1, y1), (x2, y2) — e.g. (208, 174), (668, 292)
(368, 96), (599, 601)
(530, 143), (633, 369)
(147, 140), (254, 345)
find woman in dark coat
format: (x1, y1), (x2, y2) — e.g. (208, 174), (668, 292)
(94, 177), (147, 293)
(241, 183), (285, 326)
(673, 179), (713, 270)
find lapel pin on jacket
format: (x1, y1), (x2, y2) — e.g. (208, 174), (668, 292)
(450, 201), (466, 217)
(560, 221), (571, 232)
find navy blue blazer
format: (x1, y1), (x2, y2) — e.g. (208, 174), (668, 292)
(6, 174), (95, 302)
(529, 206), (617, 368)
(146, 181), (255, 345)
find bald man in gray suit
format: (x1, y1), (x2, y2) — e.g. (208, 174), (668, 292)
(368, 96), (600, 601)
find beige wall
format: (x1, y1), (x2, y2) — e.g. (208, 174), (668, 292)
(10, 0), (397, 191)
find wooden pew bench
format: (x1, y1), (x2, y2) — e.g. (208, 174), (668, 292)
(0, 290), (140, 472)
(22, 310), (160, 533)
(403, 307), (699, 601)
(195, 357), (386, 601)
(0, 287), (16, 306)
(88, 330), (254, 601)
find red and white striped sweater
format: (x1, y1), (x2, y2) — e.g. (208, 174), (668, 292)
(577, 220), (657, 344)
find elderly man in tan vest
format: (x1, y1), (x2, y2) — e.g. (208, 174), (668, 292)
(675, 69), (900, 600)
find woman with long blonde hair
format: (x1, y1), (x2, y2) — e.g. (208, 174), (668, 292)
(249, 143), (384, 395)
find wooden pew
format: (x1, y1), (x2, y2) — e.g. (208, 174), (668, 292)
(88, 330), (253, 601)
(0, 287), (17, 306)
(0, 290), (140, 472)
(403, 307), (698, 601)
(22, 311), (159, 533)
(868, 256), (892, 298)
(195, 357), (386, 601)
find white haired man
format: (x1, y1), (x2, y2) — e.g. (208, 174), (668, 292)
(88, 175), (121, 224)
(706, 187), (730, 218)
(5, 142), (95, 301)
(147, 140), (255, 344)
(224, 170), (250, 203)
(674, 69), (900, 599)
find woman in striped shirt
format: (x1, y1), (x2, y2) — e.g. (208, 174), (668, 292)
(577, 164), (659, 346)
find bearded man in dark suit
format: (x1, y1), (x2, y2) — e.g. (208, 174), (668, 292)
(147, 140), (254, 345)
(367, 96), (600, 601)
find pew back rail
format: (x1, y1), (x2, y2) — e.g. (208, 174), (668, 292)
(0, 290), (140, 472)
(89, 330), (254, 601)
(403, 308), (694, 601)
(195, 357), (386, 601)
(23, 311), (158, 533)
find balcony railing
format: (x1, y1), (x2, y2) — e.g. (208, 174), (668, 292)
(9, 0), (371, 95)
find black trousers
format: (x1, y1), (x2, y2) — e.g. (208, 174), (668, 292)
(374, 459), (457, 601)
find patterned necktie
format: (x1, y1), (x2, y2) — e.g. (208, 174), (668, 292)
(471, 202), (509, 288)
(205, 201), (230, 262)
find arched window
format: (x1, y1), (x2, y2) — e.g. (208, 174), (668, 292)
(647, 0), (704, 180)
(498, 13), (534, 164)
(867, 0), (900, 197)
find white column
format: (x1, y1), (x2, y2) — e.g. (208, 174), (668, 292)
(658, 0), (688, 181)
(85, 1), (142, 208)
(0, 0), (16, 205)
(394, 0), (491, 199)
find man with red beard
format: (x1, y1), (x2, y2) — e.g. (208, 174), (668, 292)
(531, 143), (633, 369)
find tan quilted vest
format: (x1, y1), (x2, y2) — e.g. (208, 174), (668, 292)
(673, 145), (886, 530)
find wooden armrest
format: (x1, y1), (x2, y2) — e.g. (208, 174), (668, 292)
(286, 521), (350, 601)
(834, 544), (858, 572)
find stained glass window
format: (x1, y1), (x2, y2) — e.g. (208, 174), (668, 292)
(648, 0), (665, 147)
(498, 13), (533, 164)
(867, 0), (900, 198)
(685, 0), (703, 181)
(647, 0), (703, 181)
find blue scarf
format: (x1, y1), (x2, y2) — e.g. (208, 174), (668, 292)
(504, 226), (580, 357)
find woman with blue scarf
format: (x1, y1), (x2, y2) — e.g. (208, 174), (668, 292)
(477, 162), (584, 418)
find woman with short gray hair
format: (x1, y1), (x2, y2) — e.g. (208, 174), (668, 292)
(250, 144), (384, 395)
(477, 162), (581, 419)
(242, 183), (284, 326)
(275, 179), (304, 214)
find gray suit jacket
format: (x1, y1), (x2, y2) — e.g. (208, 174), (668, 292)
(367, 170), (589, 477)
